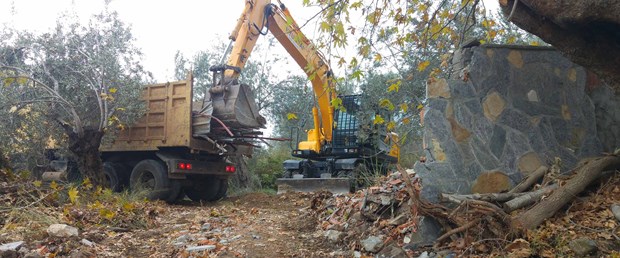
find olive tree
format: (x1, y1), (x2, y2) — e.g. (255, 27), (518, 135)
(0, 10), (150, 185)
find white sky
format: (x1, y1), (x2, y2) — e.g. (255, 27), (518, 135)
(0, 0), (321, 81)
(0, 0), (499, 82)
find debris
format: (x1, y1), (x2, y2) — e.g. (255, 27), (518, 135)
(310, 169), (421, 253)
(376, 243), (406, 258)
(360, 235), (384, 253)
(46, 224), (79, 238)
(353, 251), (362, 258)
(324, 230), (343, 243)
(611, 204), (620, 222)
(200, 223), (212, 231)
(174, 234), (194, 245)
(0, 241), (24, 252)
(80, 239), (94, 247)
(568, 237), (598, 256)
(185, 245), (216, 252)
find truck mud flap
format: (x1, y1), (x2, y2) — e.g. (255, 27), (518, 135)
(276, 178), (352, 194)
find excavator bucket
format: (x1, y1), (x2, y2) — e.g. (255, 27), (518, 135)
(211, 83), (266, 129)
(276, 178), (352, 194)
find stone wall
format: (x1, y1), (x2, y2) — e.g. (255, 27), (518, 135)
(415, 45), (614, 201)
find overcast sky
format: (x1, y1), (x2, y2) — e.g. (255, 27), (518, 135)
(0, 0), (499, 82)
(0, 0), (321, 81)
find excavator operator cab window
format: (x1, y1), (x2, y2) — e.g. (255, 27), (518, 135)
(333, 95), (361, 149)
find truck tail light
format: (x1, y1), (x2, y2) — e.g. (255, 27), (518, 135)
(177, 162), (192, 170)
(225, 165), (236, 173)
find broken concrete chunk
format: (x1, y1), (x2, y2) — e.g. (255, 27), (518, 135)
(0, 241), (24, 251)
(47, 224), (79, 238)
(361, 235), (384, 253)
(186, 245), (216, 252)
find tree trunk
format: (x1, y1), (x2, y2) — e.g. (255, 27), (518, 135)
(512, 156), (620, 229)
(0, 149), (10, 170)
(65, 127), (106, 186)
(230, 154), (254, 190)
(0, 149), (12, 182)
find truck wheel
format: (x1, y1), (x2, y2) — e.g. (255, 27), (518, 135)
(103, 162), (122, 192)
(185, 176), (220, 202)
(212, 179), (228, 201)
(165, 179), (183, 204)
(130, 160), (171, 200)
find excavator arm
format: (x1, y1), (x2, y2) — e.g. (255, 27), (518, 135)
(224, 0), (336, 153)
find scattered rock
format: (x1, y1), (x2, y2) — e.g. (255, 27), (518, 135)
(417, 251), (430, 258)
(376, 243), (406, 258)
(353, 251), (362, 258)
(80, 239), (94, 247)
(361, 235), (384, 253)
(0, 241), (24, 252)
(47, 224), (79, 238)
(200, 223), (212, 231)
(186, 245), (216, 252)
(611, 204), (620, 222)
(568, 237), (598, 256)
(174, 234), (194, 245)
(324, 230), (344, 243)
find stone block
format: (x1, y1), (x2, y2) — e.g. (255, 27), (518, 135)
(517, 152), (543, 176)
(447, 117), (471, 142)
(505, 130), (533, 157)
(513, 99), (560, 116)
(463, 161), (483, 183)
(482, 91), (506, 122)
(470, 137), (499, 170)
(506, 50), (524, 68)
(471, 170), (512, 193)
(424, 109), (452, 143)
(498, 108), (532, 133)
(489, 125), (506, 159)
(448, 80), (476, 99)
(427, 78), (450, 99)
(426, 98), (448, 114)
(408, 216), (442, 247)
(526, 126), (548, 154)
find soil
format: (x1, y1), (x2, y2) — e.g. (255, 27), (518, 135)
(94, 192), (337, 257)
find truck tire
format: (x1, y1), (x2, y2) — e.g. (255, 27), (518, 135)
(103, 162), (122, 192)
(212, 179), (228, 201)
(185, 176), (220, 202)
(165, 179), (183, 204)
(130, 159), (171, 200)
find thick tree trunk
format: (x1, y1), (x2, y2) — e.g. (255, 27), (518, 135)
(0, 149), (12, 182)
(512, 156), (620, 229)
(500, 0), (620, 92)
(230, 154), (255, 190)
(65, 127), (106, 186)
(0, 149), (10, 170)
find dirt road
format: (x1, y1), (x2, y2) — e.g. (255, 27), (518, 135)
(96, 192), (339, 257)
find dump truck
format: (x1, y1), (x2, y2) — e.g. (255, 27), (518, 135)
(101, 72), (266, 202)
(41, 72), (266, 203)
(217, 0), (400, 193)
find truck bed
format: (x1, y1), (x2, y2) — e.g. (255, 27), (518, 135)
(101, 74), (220, 153)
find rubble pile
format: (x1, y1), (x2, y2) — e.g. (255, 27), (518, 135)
(310, 170), (421, 256)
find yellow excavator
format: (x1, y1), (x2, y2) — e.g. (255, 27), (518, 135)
(221, 0), (400, 193)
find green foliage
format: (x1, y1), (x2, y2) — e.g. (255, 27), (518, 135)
(0, 8), (150, 176)
(246, 145), (292, 190)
